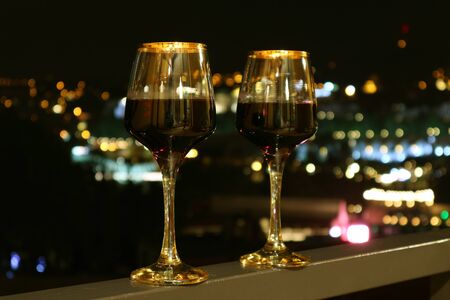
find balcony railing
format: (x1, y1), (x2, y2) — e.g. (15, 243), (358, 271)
(4, 229), (450, 300)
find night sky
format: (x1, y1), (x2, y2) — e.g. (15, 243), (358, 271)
(1, 2), (449, 88)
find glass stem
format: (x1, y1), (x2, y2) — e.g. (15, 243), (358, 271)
(157, 152), (183, 266)
(264, 151), (289, 252)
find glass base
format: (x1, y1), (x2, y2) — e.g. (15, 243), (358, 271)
(130, 262), (208, 286)
(240, 248), (309, 269)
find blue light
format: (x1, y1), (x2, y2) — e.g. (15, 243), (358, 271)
(444, 146), (450, 156)
(323, 82), (335, 92)
(381, 154), (391, 163)
(10, 252), (20, 270)
(114, 97), (126, 119)
(36, 256), (46, 273)
(315, 88), (332, 98)
(71, 146), (89, 157)
(435, 146), (444, 157)
(6, 271), (14, 279)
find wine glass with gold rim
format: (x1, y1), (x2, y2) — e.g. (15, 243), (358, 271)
(236, 50), (317, 268)
(125, 42), (216, 285)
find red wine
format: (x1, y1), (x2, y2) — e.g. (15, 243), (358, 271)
(236, 101), (317, 155)
(125, 98), (215, 159)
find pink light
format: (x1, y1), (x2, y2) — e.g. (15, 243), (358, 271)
(347, 224), (370, 244)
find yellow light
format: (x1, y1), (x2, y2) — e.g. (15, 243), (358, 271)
(305, 163), (316, 174)
(319, 147), (328, 157)
(108, 143), (117, 152)
(345, 169), (355, 179)
(436, 79), (446, 91)
(81, 130), (91, 140)
(56, 81), (65, 90)
(317, 111), (326, 120)
(353, 204), (362, 213)
(347, 204), (355, 213)
(39, 99), (49, 109)
(326, 111), (335, 120)
(380, 145), (388, 154)
(225, 77), (235, 87)
(425, 200), (433, 207)
(414, 167), (423, 178)
(426, 127), (434, 136)
(393, 200), (402, 208)
(52, 104), (63, 114)
(418, 81), (427, 90)
(406, 200), (415, 208)
(347, 130), (360, 139)
(390, 215), (399, 225)
(29, 88), (37, 97)
(395, 144), (404, 153)
(365, 130), (374, 139)
(212, 73), (222, 87)
(395, 128), (404, 138)
(385, 200), (393, 207)
(433, 127), (440, 136)
(100, 142), (109, 152)
(73, 106), (82, 117)
(348, 162), (360, 173)
(27, 78), (36, 87)
(355, 113), (364, 122)
(365, 145), (374, 155)
(430, 216), (441, 226)
(344, 85), (356, 97)
(382, 215), (391, 224)
(101, 91), (110, 101)
(411, 217), (420, 226)
(248, 160), (262, 172)
(59, 130), (70, 140)
(4, 99), (12, 108)
(362, 80), (377, 94)
(333, 130), (345, 140)
(399, 216), (408, 226)
(333, 167), (343, 178)
(233, 72), (242, 84)
(186, 149), (199, 159)
(77, 81), (86, 89)
(380, 129), (389, 138)
(77, 122), (87, 131)
(397, 39), (407, 48)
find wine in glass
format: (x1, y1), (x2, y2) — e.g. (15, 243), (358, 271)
(236, 50), (317, 268)
(125, 42), (216, 285)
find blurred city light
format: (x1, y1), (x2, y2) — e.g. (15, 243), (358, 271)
(329, 225), (342, 238)
(347, 224), (370, 244)
(10, 252), (20, 271)
(344, 85), (356, 96)
(186, 149), (199, 159)
(36, 256), (46, 273)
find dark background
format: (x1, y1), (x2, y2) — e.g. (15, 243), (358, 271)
(1, 1), (449, 296)
(1, 2), (448, 88)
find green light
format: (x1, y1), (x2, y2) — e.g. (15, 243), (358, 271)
(440, 210), (449, 220)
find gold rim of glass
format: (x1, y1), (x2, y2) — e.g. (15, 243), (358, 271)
(139, 42), (206, 52)
(250, 50), (309, 59)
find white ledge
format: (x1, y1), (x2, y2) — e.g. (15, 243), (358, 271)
(4, 229), (450, 300)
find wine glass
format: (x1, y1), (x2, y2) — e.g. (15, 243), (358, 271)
(125, 42), (216, 285)
(236, 50), (317, 268)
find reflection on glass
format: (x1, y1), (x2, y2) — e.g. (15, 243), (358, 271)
(125, 42), (216, 285)
(236, 50), (318, 268)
